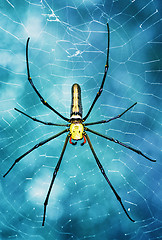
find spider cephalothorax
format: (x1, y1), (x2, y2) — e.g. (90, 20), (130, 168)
(3, 23), (156, 226)
(69, 121), (86, 145)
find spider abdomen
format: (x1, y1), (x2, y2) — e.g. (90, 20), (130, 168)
(70, 83), (83, 119)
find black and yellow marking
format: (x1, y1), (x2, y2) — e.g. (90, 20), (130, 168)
(70, 83), (83, 119)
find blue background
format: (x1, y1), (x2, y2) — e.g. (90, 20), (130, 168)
(0, 0), (161, 239)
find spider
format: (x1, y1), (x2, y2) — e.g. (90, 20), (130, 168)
(3, 23), (156, 226)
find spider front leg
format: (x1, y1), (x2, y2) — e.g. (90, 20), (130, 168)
(85, 132), (135, 222)
(85, 128), (156, 162)
(42, 134), (70, 226)
(3, 129), (68, 177)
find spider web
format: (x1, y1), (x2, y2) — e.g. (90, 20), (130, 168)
(0, 0), (161, 239)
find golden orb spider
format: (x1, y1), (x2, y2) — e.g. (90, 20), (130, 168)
(3, 23), (156, 226)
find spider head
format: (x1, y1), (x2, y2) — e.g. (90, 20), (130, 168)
(70, 122), (84, 140)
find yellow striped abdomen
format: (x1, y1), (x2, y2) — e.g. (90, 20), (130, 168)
(70, 83), (82, 119)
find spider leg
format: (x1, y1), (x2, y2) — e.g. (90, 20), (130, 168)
(42, 134), (69, 226)
(85, 102), (137, 126)
(83, 23), (110, 121)
(85, 132), (135, 222)
(26, 38), (69, 122)
(3, 129), (69, 178)
(85, 127), (156, 162)
(14, 108), (69, 127)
